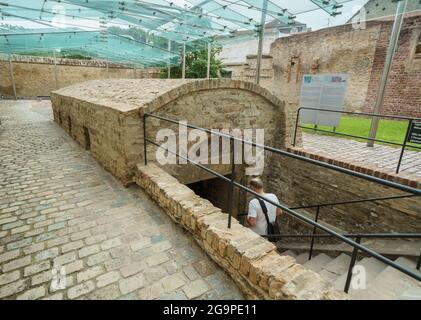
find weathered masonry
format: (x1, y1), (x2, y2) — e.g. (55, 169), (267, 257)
(51, 78), (352, 299)
(51, 77), (421, 240)
(230, 13), (421, 118)
(51, 79), (291, 186)
(0, 54), (160, 98)
(51, 78), (420, 298)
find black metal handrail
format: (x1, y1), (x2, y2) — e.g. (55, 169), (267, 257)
(145, 113), (421, 196)
(291, 194), (418, 210)
(292, 107), (421, 174)
(264, 233), (421, 239)
(143, 112), (421, 293)
(239, 193), (421, 270)
(264, 232), (421, 291)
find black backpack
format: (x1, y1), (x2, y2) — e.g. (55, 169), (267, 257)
(257, 198), (281, 241)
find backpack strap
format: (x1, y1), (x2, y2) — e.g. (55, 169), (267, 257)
(257, 198), (271, 226)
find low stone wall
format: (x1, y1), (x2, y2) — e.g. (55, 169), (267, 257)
(0, 54), (160, 98)
(135, 163), (348, 300)
(264, 147), (421, 236)
(287, 147), (421, 189)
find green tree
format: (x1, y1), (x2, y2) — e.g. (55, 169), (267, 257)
(161, 44), (223, 79)
(108, 26), (168, 48)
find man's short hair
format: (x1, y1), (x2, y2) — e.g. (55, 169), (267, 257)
(249, 177), (264, 190)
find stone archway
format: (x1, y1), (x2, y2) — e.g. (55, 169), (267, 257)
(51, 79), (289, 189)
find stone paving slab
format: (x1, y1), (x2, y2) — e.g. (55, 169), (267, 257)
(302, 133), (421, 178)
(0, 100), (243, 300)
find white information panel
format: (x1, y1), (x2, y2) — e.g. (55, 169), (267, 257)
(299, 74), (348, 127)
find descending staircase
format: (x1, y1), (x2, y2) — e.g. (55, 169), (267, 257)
(280, 250), (421, 300)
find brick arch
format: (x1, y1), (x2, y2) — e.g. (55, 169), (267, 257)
(142, 79), (290, 191)
(142, 79), (285, 115)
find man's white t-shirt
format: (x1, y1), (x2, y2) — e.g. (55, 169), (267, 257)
(248, 193), (280, 235)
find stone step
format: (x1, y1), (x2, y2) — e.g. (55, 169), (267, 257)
(352, 257), (421, 300)
(334, 257), (388, 294)
(400, 288), (421, 300)
(303, 253), (333, 273)
(295, 252), (309, 265)
(280, 250), (297, 259)
(319, 253), (351, 283)
(278, 239), (421, 259)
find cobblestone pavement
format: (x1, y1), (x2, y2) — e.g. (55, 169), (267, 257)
(0, 100), (243, 300)
(302, 133), (421, 178)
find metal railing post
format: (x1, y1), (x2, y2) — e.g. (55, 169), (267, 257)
(293, 108), (301, 147)
(227, 136), (236, 229)
(255, 0), (268, 85)
(344, 237), (361, 293)
(143, 114), (148, 166)
(182, 43), (186, 79)
(143, 112), (421, 283)
(367, 0), (408, 147)
(207, 41), (211, 79)
(308, 205), (320, 261)
(417, 250), (421, 271)
(396, 119), (412, 174)
(8, 54), (17, 100)
(53, 50), (59, 89)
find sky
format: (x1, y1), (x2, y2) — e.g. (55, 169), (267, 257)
(1, 0), (370, 32)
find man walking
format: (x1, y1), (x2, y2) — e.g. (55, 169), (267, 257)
(247, 177), (282, 236)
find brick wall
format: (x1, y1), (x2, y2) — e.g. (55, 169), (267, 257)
(363, 15), (421, 117)
(270, 22), (382, 116)
(264, 147), (421, 236)
(268, 13), (421, 118)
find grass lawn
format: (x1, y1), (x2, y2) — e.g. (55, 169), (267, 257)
(301, 116), (421, 151)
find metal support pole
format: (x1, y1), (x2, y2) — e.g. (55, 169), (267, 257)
(417, 250), (421, 270)
(167, 40), (171, 79)
(367, 0), (408, 147)
(255, 0), (268, 85)
(53, 50), (59, 89)
(344, 237), (361, 293)
(143, 114), (148, 166)
(293, 108), (301, 147)
(396, 119), (412, 174)
(227, 137), (236, 229)
(207, 41), (211, 79)
(308, 206), (321, 261)
(182, 43), (186, 79)
(8, 54), (17, 100)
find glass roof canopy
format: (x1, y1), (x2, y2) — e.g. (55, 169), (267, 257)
(0, 0), (348, 67)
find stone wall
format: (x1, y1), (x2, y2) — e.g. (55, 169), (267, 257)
(0, 54), (160, 98)
(270, 13), (421, 118)
(135, 163), (348, 300)
(51, 77), (420, 240)
(51, 79), (289, 187)
(270, 22), (381, 117)
(221, 13), (421, 120)
(50, 92), (142, 185)
(224, 55), (274, 93)
(265, 147), (421, 236)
